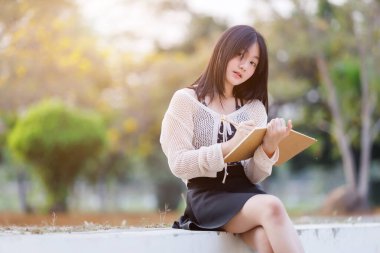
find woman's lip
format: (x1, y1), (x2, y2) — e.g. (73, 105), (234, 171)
(233, 71), (242, 78)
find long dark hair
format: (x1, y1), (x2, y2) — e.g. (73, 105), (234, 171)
(191, 25), (269, 112)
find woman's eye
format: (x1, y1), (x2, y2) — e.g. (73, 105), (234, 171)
(250, 61), (257, 67)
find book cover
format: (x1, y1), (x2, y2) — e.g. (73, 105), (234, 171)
(223, 127), (317, 166)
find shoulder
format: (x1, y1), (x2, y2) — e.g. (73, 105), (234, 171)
(244, 99), (267, 126)
(167, 88), (199, 114)
(246, 99), (266, 113)
(173, 88), (197, 99)
(170, 88), (198, 105)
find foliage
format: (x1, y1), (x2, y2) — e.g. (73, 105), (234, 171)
(258, 0), (380, 211)
(8, 100), (106, 212)
(0, 0), (111, 112)
(261, 0), (379, 163)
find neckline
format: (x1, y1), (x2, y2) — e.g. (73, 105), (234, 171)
(182, 89), (248, 117)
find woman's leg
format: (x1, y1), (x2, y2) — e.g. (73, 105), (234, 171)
(223, 194), (304, 253)
(240, 226), (273, 253)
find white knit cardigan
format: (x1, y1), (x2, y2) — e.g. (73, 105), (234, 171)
(160, 88), (279, 184)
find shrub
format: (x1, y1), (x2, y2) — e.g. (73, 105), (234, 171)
(8, 100), (106, 212)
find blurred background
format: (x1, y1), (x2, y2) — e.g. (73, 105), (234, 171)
(0, 0), (379, 226)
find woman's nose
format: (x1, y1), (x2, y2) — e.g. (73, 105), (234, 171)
(239, 62), (247, 71)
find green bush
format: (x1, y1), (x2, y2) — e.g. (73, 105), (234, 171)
(8, 100), (106, 212)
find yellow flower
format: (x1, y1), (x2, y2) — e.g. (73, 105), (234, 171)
(123, 118), (138, 134)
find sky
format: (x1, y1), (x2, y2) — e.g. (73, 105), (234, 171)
(76, 0), (256, 35)
(75, 0), (291, 53)
(75, 0), (346, 53)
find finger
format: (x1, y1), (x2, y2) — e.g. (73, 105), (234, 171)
(275, 118), (282, 131)
(266, 121), (272, 131)
(241, 120), (256, 127)
(238, 126), (254, 132)
(237, 123), (253, 131)
(269, 118), (276, 127)
(268, 120), (274, 133)
(287, 119), (292, 129)
(286, 119), (293, 133)
(238, 129), (252, 136)
(281, 118), (286, 128)
(276, 118), (281, 124)
(280, 118), (287, 133)
(247, 119), (256, 125)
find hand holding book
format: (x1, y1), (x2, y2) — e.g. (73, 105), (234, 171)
(223, 118), (317, 166)
(220, 118), (256, 157)
(262, 118), (293, 158)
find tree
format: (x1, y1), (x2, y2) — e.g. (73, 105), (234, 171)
(0, 0), (111, 112)
(298, 0), (379, 212)
(0, 0), (114, 212)
(263, 0), (380, 212)
(8, 100), (106, 212)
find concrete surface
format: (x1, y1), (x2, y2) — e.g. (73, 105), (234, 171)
(0, 223), (379, 253)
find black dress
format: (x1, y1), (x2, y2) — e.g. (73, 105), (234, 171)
(172, 98), (267, 231)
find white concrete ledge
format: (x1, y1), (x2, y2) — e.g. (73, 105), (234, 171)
(1, 223), (380, 253)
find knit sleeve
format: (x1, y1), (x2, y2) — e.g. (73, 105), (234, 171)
(242, 100), (279, 184)
(160, 90), (225, 180)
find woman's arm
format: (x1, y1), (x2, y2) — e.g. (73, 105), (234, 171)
(244, 118), (292, 184)
(160, 91), (225, 180)
(243, 145), (279, 184)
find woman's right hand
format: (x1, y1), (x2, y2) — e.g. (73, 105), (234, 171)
(221, 120), (256, 156)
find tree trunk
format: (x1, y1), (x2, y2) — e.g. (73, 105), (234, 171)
(16, 171), (33, 213)
(48, 183), (68, 213)
(315, 54), (357, 192)
(353, 8), (375, 210)
(97, 175), (108, 212)
(294, 0), (358, 196)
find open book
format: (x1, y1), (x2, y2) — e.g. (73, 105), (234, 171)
(223, 128), (317, 166)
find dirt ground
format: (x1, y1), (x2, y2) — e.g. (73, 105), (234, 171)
(1, 208), (380, 228)
(0, 211), (180, 227)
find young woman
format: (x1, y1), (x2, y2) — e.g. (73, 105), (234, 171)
(160, 25), (304, 253)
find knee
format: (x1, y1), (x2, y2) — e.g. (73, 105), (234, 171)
(262, 195), (287, 223)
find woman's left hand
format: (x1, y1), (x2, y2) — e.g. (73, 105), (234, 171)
(262, 118), (292, 157)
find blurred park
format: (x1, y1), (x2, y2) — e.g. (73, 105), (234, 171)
(0, 0), (379, 227)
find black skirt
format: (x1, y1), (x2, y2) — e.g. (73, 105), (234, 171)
(172, 163), (266, 231)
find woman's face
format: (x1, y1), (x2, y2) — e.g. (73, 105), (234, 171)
(224, 42), (260, 88)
